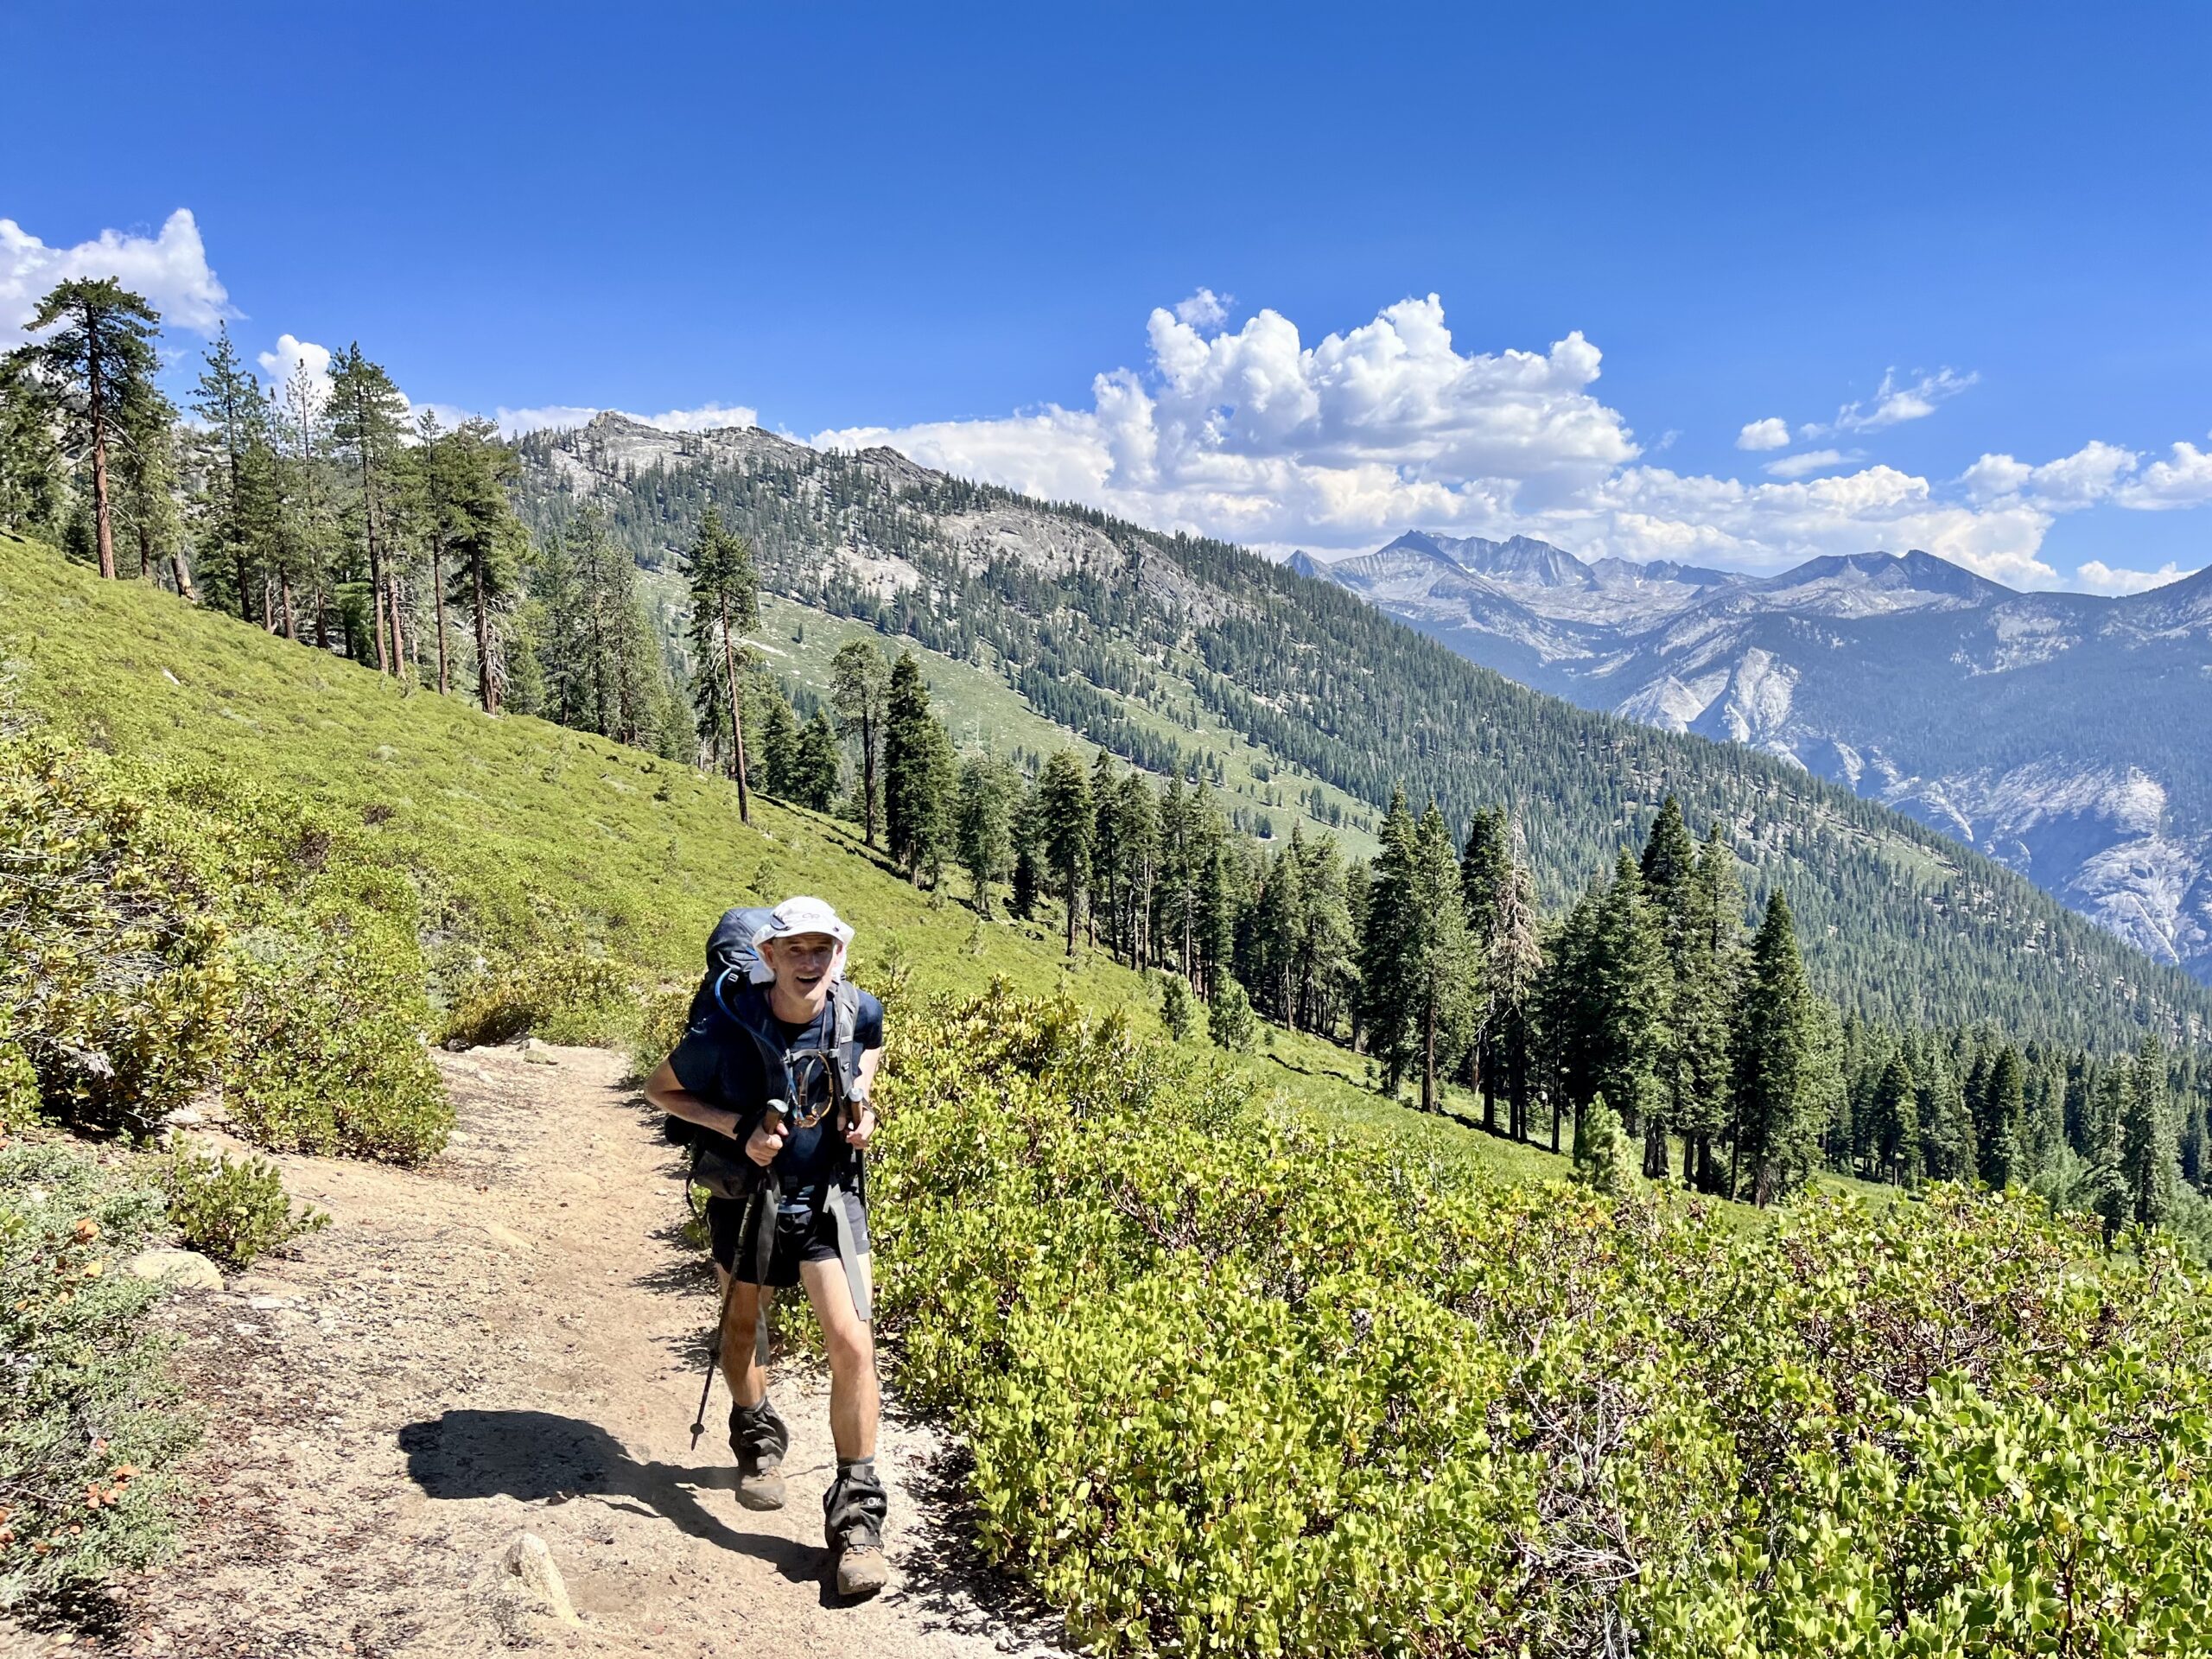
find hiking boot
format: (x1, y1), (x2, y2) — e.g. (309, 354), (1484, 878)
(728, 1398), (790, 1511)
(824, 1458), (891, 1599)
(834, 1531), (890, 1599)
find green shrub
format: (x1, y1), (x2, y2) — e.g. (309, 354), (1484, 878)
(1572, 1090), (1637, 1193)
(627, 985), (694, 1084)
(441, 950), (642, 1048)
(0, 728), (233, 1134)
(1205, 978), (1255, 1052)
(0, 1140), (199, 1611)
(874, 995), (2212, 1657)
(223, 916), (452, 1163)
(162, 1140), (329, 1268)
(0, 715), (455, 1164)
(0, 1041), (41, 1130)
(1158, 973), (1196, 1042)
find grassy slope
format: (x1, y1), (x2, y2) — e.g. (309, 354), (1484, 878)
(746, 589), (1382, 855)
(0, 532), (1533, 1176)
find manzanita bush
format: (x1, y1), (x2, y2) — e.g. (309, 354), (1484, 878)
(873, 990), (2212, 1657)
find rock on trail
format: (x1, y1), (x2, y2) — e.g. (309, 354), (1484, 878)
(25, 1044), (1060, 1659)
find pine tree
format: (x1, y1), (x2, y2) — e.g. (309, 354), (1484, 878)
(324, 345), (410, 674)
(1676, 824), (1745, 1191)
(439, 421), (524, 713)
(1357, 790), (1420, 1097)
(1409, 803), (1479, 1115)
(1459, 805), (1511, 1127)
(2084, 1067), (2131, 1242)
(1291, 829), (1355, 1039)
(0, 355), (69, 541)
(830, 639), (888, 845)
(274, 359), (334, 646)
(1037, 749), (1094, 956)
(792, 709), (845, 812)
(1980, 1046), (2028, 1189)
(1916, 1050), (1977, 1183)
(1591, 851), (1671, 1166)
(1870, 1051), (1921, 1185)
(1730, 892), (1836, 1206)
(1489, 819), (1545, 1141)
(8, 278), (162, 581)
(1109, 771), (1160, 968)
(111, 380), (183, 590)
(882, 653), (943, 880)
(749, 676), (801, 796)
(955, 755), (1018, 915)
(683, 508), (760, 819)
(2120, 1036), (2179, 1229)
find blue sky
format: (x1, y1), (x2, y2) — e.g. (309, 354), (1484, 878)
(4, 1), (2209, 589)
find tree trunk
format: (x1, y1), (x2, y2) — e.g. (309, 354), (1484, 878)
(388, 576), (410, 692)
(359, 419), (389, 674)
(1065, 862), (1078, 957)
(1550, 1092), (1561, 1154)
(1682, 1128), (1698, 1185)
(261, 575), (276, 632)
(721, 597), (750, 823)
(473, 556), (497, 712)
(170, 549), (199, 604)
(135, 522), (154, 582)
(1421, 1002), (1437, 1115)
(279, 571), (296, 640)
(430, 548), (449, 695)
(86, 341), (117, 581)
(861, 709), (877, 846)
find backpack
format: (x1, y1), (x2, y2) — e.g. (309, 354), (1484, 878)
(670, 907), (865, 1198)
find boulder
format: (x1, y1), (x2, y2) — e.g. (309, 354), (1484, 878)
(489, 1531), (582, 1628)
(124, 1248), (223, 1291)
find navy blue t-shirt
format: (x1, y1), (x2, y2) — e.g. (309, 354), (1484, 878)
(669, 981), (884, 1191)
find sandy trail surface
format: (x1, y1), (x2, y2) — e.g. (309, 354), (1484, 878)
(9, 1044), (1059, 1659)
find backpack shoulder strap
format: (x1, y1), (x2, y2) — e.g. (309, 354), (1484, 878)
(832, 979), (860, 1049)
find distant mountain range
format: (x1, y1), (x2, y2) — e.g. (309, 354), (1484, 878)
(505, 414), (2212, 1047)
(1304, 531), (2212, 981)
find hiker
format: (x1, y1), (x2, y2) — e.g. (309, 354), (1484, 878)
(642, 895), (890, 1598)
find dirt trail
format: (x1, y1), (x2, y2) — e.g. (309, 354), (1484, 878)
(35, 1045), (1062, 1659)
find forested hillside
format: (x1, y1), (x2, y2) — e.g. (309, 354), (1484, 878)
(511, 416), (2212, 1049)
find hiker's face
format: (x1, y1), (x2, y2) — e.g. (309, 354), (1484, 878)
(766, 932), (838, 998)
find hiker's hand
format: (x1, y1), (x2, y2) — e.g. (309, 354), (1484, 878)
(843, 1103), (876, 1149)
(744, 1120), (785, 1166)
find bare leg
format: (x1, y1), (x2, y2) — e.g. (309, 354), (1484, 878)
(798, 1256), (878, 1460)
(714, 1266), (772, 1406)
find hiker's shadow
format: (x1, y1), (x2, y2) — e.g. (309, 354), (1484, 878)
(398, 1409), (836, 1600)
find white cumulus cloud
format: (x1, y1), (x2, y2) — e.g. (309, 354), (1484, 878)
(816, 296), (1640, 548)
(1736, 416), (1791, 451)
(2074, 559), (2197, 595)
(805, 293), (2078, 583)
(2119, 436), (2212, 510)
(1807, 365), (1978, 436)
(1173, 289), (1230, 328)
(1764, 448), (1856, 480)
(1, 210), (232, 346)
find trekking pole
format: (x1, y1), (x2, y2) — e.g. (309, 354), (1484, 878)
(687, 1101), (785, 1451)
(689, 1271), (739, 1452)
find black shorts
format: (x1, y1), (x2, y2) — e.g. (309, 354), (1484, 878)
(707, 1187), (869, 1287)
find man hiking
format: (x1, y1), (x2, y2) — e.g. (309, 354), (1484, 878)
(643, 895), (890, 1599)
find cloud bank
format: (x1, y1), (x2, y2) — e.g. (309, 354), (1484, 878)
(1, 210), (232, 346)
(809, 296), (2086, 587)
(9, 213), (2206, 596)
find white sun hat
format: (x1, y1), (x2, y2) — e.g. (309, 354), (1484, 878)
(761, 895), (855, 947)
